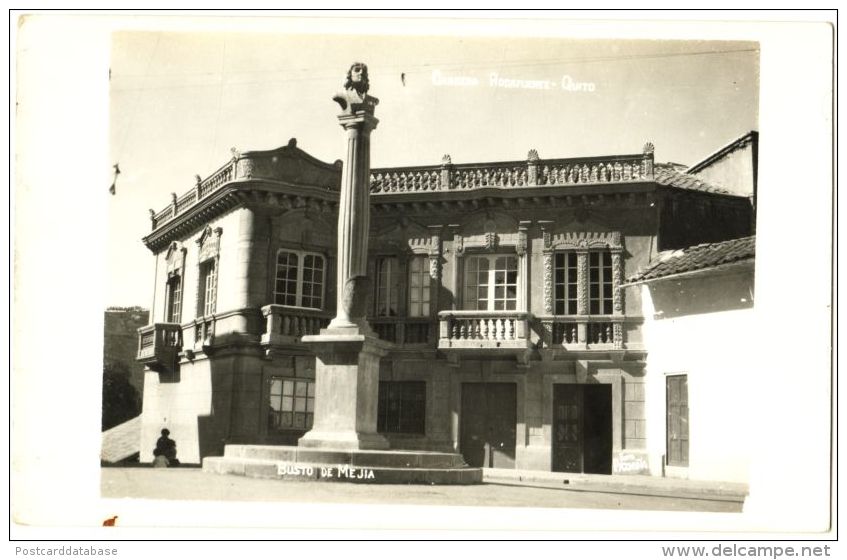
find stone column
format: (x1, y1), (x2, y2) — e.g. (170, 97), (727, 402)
(576, 250), (589, 346)
(300, 63), (389, 450)
(229, 205), (255, 333)
(330, 111), (379, 329)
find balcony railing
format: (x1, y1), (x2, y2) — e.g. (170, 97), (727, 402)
(539, 316), (624, 349)
(261, 305), (332, 346)
(149, 145), (654, 231)
(137, 323), (182, 368)
(371, 151), (653, 195)
(188, 316), (216, 352)
(438, 310), (533, 352)
(370, 317), (433, 345)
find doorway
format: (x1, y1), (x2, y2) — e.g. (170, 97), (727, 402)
(460, 383), (517, 469)
(552, 384), (612, 474)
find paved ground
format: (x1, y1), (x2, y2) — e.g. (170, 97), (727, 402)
(101, 468), (743, 512)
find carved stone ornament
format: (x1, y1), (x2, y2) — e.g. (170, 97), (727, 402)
(527, 149), (540, 162)
(441, 154), (452, 165)
(548, 231), (622, 251)
(516, 230), (527, 257)
(454, 233), (464, 257)
(613, 322), (624, 349)
(429, 256), (440, 280)
(643, 142), (655, 154)
(577, 253), (589, 314)
(341, 275), (372, 320)
(543, 252), (553, 314)
(197, 226), (222, 262)
(333, 62), (379, 115)
(484, 231), (499, 252)
(165, 242), (185, 275)
(612, 251), (624, 313)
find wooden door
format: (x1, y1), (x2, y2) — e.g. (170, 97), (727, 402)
(460, 383), (517, 469)
(666, 375), (689, 466)
(552, 384), (582, 472)
(552, 384), (612, 474)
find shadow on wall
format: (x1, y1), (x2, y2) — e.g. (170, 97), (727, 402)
(648, 272), (754, 320)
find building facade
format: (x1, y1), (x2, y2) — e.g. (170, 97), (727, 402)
(626, 236), (756, 483)
(136, 138), (753, 475)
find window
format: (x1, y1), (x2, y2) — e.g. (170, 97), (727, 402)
(377, 381), (426, 434)
(463, 255), (518, 311)
(552, 250), (613, 315)
(165, 275), (182, 323)
(268, 377), (315, 430)
(375, 257), (400, 317)
(198, 260), (217, 316)
(408, 256), (431, 317)
(274, 250), (325, 309)
(666, 375), (689, 467)
(554, 253), (578, 315)
(589, 251), (613, 315)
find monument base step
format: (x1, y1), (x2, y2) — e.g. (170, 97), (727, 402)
(202, 445), (482, 485)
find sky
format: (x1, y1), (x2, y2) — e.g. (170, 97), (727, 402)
(107, 28), (759, 307)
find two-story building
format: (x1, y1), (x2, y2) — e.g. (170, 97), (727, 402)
(136, 137), (753, 475)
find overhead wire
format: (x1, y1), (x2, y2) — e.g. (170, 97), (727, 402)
(109, 47), (759, 92)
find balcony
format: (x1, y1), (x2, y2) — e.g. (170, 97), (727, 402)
(537, 315), (624, 350)
(438, 310), (533, 364)
(136, 323), (182, 370)
(370, 317), (434, 346)
(261, 305), (332, 348)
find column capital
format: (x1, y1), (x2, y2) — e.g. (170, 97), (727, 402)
(337, 111), (380, 133)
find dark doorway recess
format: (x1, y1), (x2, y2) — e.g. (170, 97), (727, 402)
(460, 383), (517, 469)
(552, 383), (612, 474)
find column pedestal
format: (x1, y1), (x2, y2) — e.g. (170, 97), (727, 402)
(299, 326), (390, 450)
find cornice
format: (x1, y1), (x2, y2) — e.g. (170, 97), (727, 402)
(143, 180), (339, 253)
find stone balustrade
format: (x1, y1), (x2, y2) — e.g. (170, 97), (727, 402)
(149, 145), (654, 230)
(200, 162), (236, 197)
(438, 310), (532, 352)
(539, 316), (625, 349)
(136, 323), (182, 367)
(261, 305), (332, 346)
(371, 151), (652, 194)
(190, 316), (216, 351)
(369, 318), (433, 345)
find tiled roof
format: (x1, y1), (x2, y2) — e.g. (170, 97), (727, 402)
(628, 236), (755, 282)
(654, 164), (734, 195)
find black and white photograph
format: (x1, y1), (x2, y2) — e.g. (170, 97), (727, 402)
(11, 10), (835, 548)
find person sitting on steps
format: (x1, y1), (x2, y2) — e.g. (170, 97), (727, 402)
(152, 428), (179, 467)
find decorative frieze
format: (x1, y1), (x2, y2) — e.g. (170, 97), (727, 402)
(548, 230), (622, 251)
